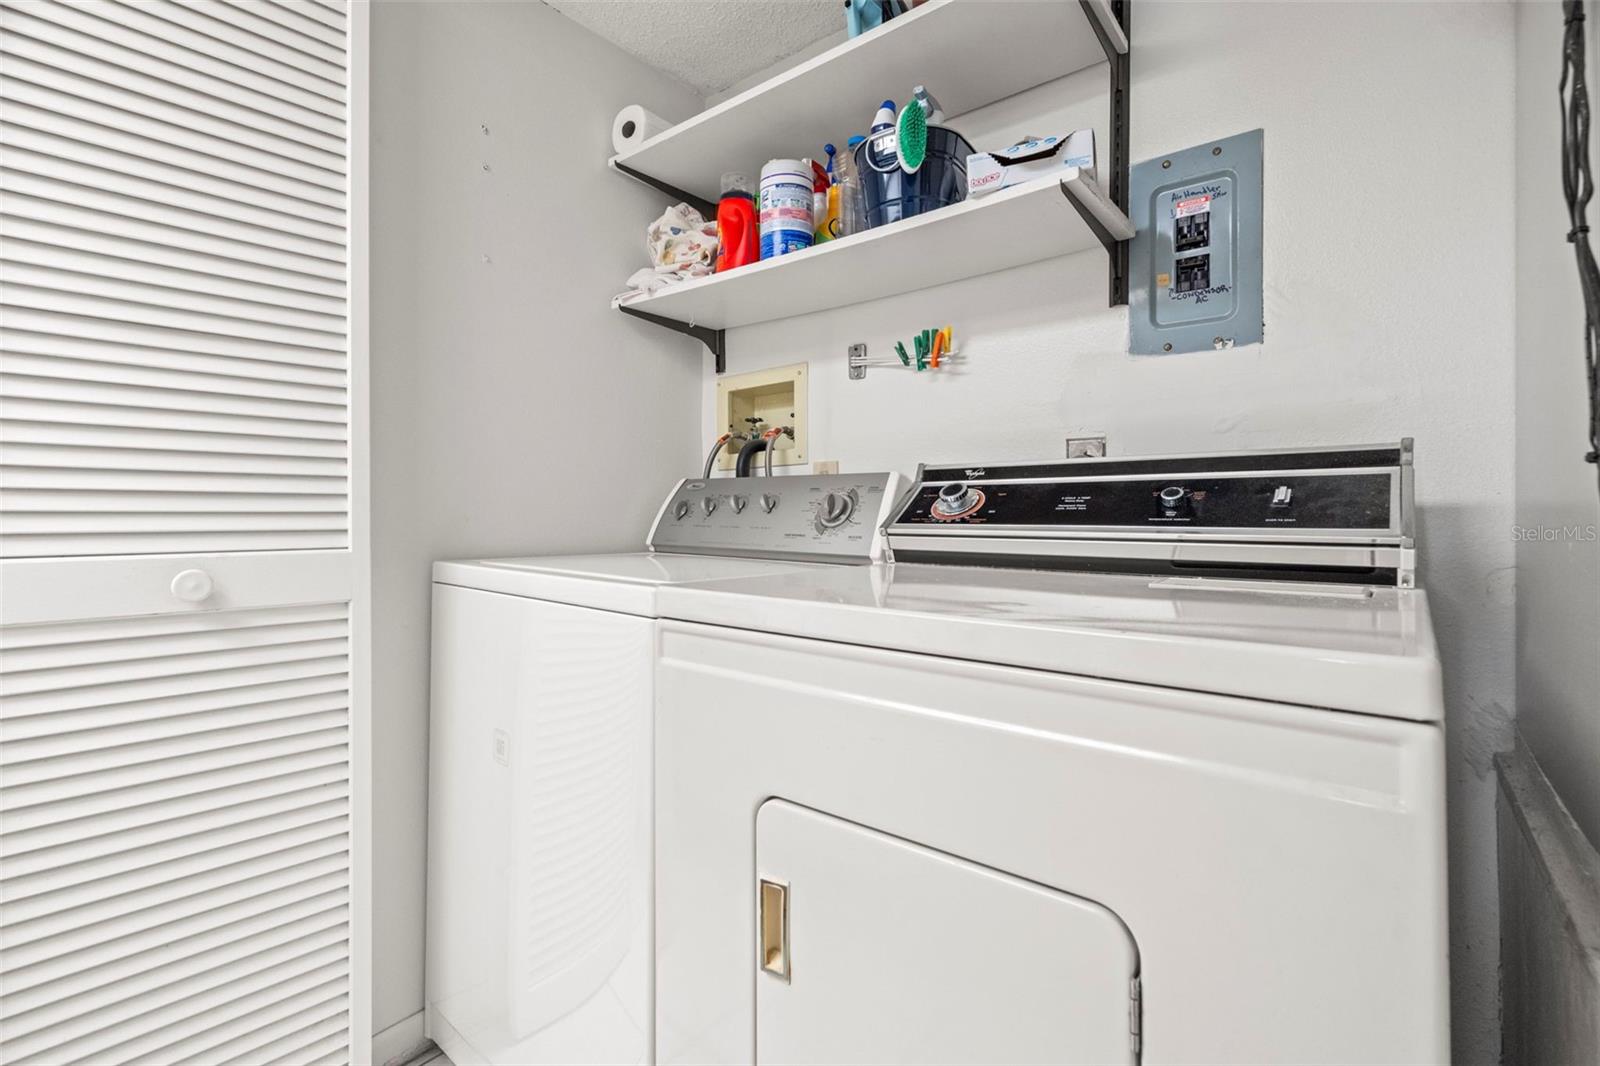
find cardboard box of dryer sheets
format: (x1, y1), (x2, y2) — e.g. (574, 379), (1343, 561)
(967, 130), (1097, 197)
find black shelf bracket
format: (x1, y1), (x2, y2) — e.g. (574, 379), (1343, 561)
(1080, 0), (1132, 306)
(610, 160), (725, 370)
(1061, 184), (1120, 253)
(618, 302), (726, 373)
(610, 159), (718, 220)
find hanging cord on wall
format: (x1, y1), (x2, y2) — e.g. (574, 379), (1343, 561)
(1559, 0), (1600, 496)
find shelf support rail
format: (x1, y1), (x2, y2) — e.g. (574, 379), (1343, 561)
(1077, 0), (1131, 306)
(617, 302), (726, 373)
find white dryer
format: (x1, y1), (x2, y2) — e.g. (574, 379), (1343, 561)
(653, 443), (1449, 1064)
(425, 473), (903, 1065)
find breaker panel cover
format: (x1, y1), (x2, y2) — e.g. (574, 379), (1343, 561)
(1130, 129), (1263, 355)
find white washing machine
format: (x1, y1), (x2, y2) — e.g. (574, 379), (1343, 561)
(653, 443), (1450, 1064)
(425, 473), (903, 1065)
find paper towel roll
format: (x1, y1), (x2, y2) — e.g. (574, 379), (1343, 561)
(612, 105), (671, 155)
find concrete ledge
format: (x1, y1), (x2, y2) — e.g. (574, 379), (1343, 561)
(1497, 737), (1600, 1064)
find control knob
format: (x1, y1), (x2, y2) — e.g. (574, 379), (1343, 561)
(1158, 486), (1189, 514)
(816, 490), (857, 529)
(731, 495), (747, 514)
(673, 500), (691, 521)
(760, 494), (779, 514)
(931, 482), (981, 518)
(701, 496), (717, 515)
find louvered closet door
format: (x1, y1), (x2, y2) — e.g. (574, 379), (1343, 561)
(0, 1), (364, 1064)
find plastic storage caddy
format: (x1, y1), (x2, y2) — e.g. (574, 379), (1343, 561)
(856, 124), (974, 229)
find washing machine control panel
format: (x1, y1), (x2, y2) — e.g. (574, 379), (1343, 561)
(886, 443), (1416, 586)
(648, 473), (902, 562)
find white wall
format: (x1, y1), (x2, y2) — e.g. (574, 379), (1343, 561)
(700, 3), (1516, 1060)
(370, 0), (703, 1039)
(1513, 0), (1600, 846)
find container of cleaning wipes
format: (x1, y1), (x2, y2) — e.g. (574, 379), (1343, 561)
(759, 159), (814, 259)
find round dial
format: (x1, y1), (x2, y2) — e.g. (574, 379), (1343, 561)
(673, 500), (691, 521)
(931, 482), (984, 520)
(816, 490), (857, 529)
(1158, 486), (1189, 513)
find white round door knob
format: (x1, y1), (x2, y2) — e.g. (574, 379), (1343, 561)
(171, 569), (214, 603)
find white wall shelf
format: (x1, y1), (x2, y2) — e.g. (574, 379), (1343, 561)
(609, 0), (1128, 208)
(609, 0), (1133, 371)
(615, 171), (1134, 332)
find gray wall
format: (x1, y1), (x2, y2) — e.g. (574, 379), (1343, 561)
(370, 0), (702, 1038)
(1514, 0), (1600, 850)
(703, 4), (1517, 1059)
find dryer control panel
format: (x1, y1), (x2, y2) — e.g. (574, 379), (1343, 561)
(887, 443), (1415, 586)
(893, 471), (1393, 530)
(648, 472), (903, 563)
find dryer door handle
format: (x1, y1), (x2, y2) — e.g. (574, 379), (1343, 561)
(759, 878), (790, 982)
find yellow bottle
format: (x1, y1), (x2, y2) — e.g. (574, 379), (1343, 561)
(815, 143), (840, 244)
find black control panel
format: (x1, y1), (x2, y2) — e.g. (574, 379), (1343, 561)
(886, 445), (1414, 585)
(917, 447), (1403, 483)
(893, 471), (1395, 531)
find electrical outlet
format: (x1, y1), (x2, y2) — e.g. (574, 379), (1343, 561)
(812, 460), (840, 475)
(1066, 436), (1107, 459)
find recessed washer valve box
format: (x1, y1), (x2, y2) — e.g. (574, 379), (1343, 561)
(1129, 129), (1263, 355)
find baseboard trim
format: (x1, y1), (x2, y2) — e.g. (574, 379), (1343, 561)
(427, 1004), (491, 1066)
(373, 1010), (429, 1066)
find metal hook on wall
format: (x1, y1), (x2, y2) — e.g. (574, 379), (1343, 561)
(846, 329), (959, 380)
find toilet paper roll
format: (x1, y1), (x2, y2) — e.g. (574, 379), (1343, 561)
(612, 104), (671, 155)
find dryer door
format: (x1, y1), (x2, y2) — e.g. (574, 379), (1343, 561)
(754, 801), (1139, 1065)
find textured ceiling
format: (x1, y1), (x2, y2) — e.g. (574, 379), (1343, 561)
(543, 0), (841, 96)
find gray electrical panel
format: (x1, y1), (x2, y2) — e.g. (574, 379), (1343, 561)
(1129, 129), (1263, 355)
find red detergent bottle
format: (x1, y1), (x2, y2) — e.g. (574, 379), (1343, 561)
(715, 172), (758, 272)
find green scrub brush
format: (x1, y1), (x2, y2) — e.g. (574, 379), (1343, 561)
(895, 95), (927, 173)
